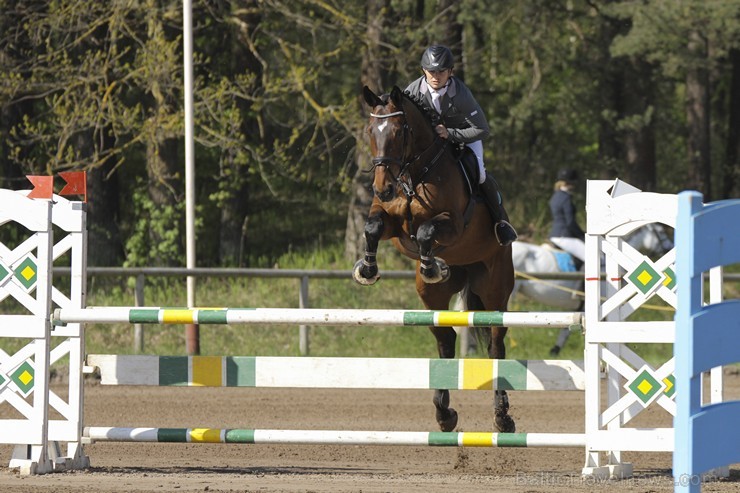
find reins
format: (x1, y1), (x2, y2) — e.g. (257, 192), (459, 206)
(368, 103), (452, 244)
(367, 108), (448, 199)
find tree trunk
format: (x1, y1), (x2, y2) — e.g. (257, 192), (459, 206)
(344, 0), (390, 261)
(437, 0), (463, 80)
(686, 30), (712, 198)
(145, 135), (182, 265)
(723, 47), (740, 199)
(73, 128), (124, 266)
(596, 11), (626, 181)
(87, 162), (124, 266)
(142, 2), (183, 266)
(219, 1), (262, 267)
(622, 60), (656, 191)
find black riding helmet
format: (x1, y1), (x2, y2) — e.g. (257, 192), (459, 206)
(421, 45), (454, 71)
(557, 168), (578, 182)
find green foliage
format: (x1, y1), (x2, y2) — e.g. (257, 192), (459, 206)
(1, 0), (739, 266)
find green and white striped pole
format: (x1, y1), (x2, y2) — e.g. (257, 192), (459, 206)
(84, 427), (586, 448)
(55, 307), (583, 328)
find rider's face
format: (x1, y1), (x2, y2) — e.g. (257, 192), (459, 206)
(423, 68), (451, 90)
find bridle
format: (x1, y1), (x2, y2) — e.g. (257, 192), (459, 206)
(368, 104), (450, 244)
(368, 107), (448, 200)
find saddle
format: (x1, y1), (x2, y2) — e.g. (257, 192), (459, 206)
(454, 146), (481, 226)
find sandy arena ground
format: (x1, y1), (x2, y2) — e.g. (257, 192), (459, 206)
(1, 377), (740, 493)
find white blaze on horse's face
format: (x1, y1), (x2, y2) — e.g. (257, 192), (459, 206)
(377, 120), (388, 133)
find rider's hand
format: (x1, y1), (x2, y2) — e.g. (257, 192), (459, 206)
(435, 124), (449, 139)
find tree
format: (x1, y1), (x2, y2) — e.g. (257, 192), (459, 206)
(344, 0), (392, 261)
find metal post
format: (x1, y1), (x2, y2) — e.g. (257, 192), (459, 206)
(299, 276), (309, 356)
(183, 0), (199, 355)
(134, 275), (145, 353)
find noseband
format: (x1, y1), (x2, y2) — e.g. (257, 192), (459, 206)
(369, 110), (408, 169)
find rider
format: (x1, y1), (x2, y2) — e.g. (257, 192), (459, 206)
(404, 44), (518, 247)
(548, 168), (585, 262)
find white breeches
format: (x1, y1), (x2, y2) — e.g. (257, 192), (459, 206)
(549, 237), (586, 262)
(467, 140), (486, 183)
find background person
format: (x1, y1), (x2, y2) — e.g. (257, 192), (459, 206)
(548, 168), (585, 262)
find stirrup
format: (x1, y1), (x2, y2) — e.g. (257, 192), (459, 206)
(494, 220), (518, 246)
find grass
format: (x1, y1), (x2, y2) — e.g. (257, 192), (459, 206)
(4, 241), (736, 369)
(77, 242), (684, 367)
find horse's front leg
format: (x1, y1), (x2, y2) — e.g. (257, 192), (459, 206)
(429, 326), (461, 432)
(353, 207), (392, 286)
(415, 213), (461, 284)
(419, 275), (466, 432)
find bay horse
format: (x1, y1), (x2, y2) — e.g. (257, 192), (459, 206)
(352, 85), (516, 433)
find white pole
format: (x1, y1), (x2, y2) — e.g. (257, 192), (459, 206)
(183, 0), (199, 354)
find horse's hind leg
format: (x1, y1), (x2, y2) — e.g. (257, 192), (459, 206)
(489, 327), (516, 433)
(467, 286), (516, 433)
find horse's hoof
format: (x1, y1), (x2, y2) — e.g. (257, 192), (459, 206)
(436, 259), (450, 283)
(352, 260), (379, 286)
(494, 413), (516, 433)
(437, 407), (458, 432)
(549, 345), (561, 357)
(420, 259), (450, 284)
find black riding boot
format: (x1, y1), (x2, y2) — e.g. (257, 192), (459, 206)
(479, 173), (518, 246)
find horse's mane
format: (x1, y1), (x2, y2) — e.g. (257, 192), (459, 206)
(378, 89), (440, 127)
(402, 90), (441, 126)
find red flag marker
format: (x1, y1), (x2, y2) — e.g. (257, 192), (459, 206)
(59, 171), (87, 202)
(26, 175), (54, 199)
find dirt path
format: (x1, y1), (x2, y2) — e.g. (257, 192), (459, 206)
(2, 379), (739, 492)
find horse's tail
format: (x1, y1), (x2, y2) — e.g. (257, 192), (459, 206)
(453, 284), (490, 356)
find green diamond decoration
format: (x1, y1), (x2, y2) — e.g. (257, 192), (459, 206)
(626, 367), (663, 406)
(626, 260), (663, 296)
(0, 372), (7, 390)
(0, 262), (10, 284)
(14, 257), (37, 290)
(11, 361), (35, 396)
(662, 267), (676, 291)
(662, 374), (675, 399)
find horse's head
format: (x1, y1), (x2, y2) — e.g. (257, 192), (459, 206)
(363, 86), (408, 202)
(363, 85), (436, 203)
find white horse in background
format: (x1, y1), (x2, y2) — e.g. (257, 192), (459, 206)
(457, 223), (674, 356)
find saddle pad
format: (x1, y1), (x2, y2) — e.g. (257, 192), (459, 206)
(552, 250), (578, 272)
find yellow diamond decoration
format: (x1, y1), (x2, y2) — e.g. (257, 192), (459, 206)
(20, 265), (35, 281)
(626, 260), (663, 296)
(18, 370), (33, 386)
(637, 379), (653, 395)
(636, 271), (653, 285)
(625, 366), (664, 407)
(13, 257), (38, 290)
(663, 377), (672, 392)
(10, 360), (35, 396)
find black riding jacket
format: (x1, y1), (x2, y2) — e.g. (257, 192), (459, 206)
(405, 76), (489, 145)
(549, 189), (585, 240)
